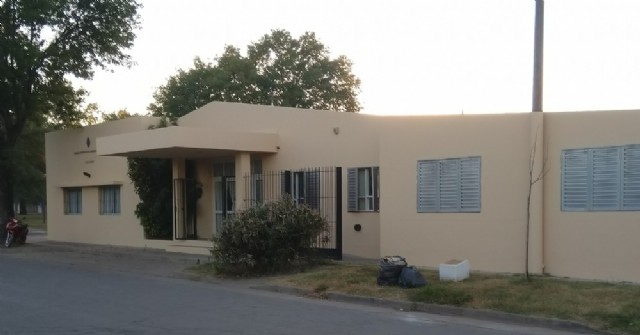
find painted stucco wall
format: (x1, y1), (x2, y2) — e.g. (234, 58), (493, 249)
(544, 110), (640, 282)
(45, 102), (640, 282)
(179, 103), (383, 259)
(45, 116), (160, 247)
(378, 113), (533, 273)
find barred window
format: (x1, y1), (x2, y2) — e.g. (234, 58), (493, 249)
(283, 170), (320, 210)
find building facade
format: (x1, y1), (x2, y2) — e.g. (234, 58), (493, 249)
(45, 102), (640, 282)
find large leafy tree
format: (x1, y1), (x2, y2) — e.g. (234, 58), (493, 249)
(0, 0), (142, 220)
(134, 29), (361, 238)
(149, 29), (361, 120)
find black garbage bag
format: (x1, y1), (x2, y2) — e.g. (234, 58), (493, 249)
(398, 266), (427, 288)
(377, 256), (407, 286)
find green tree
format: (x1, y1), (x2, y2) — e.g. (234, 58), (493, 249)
(101, 108), (132, 122)
(11, 122), (46, 214)
(149, 29), (361, 120)
(134, 30), (361, 238)
(0, 0), (142, 220)
(127, 151), (173, 239)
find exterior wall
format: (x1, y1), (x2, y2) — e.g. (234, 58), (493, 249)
(544, 110), (640, 282)
(45, 117), (160, 247)
(379, 113), (533, 273)
(44, 102), (640, 283)
(180, 103), (382, 259)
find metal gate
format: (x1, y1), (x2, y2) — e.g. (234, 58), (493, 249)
(173, 178), (199, 240)
(244, 167), (342, 259)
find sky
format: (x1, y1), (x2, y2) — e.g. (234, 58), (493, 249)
(73, 0), (640, 116)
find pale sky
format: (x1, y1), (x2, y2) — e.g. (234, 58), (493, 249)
(73, 0), (640, 116)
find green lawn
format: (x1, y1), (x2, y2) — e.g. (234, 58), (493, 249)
(18, 214), (46, 231)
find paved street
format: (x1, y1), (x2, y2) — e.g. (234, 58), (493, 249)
(0, 242), (600, 335)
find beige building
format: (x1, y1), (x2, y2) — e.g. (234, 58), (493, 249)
(46, 102), (640, 283)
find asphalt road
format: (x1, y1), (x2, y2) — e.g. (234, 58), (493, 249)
(0, 242), (600, 335)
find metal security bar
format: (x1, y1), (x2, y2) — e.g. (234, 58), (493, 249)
(173, 178), (199, 240)
(244, 167), (342, 259)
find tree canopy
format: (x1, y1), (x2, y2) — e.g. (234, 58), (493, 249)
(0, 0), (142, 219)
(132, 29), (362, 239)
(149, 29), (361, 120)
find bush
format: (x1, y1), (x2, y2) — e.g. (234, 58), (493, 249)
(211, 196), (328, 276)
(127, 157), (173, 240)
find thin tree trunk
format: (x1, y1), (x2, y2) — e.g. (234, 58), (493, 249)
(0, 150), (17, 221)
(526, 183), (532, 281)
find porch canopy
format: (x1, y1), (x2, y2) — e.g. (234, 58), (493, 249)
(96, 126), (279, 159)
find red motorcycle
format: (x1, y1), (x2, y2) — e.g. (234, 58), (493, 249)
(5, 217), (28, 248)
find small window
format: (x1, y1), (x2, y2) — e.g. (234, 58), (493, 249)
(348, 167), (380, 212)
(63, 188), (82, 215)
(417, 157), (481, 213)
(99, 185), (121, 215)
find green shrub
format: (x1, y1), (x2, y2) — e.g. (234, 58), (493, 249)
(127, 157), (173, 239)
(211, 196), (328, 276)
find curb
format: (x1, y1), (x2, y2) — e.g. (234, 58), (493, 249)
(252, 284), (608, 335)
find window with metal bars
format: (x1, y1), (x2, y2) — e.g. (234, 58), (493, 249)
(283, 169), (320, 210)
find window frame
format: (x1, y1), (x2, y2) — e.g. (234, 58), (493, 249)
(347, 167), (380, 212)
(561, 144), (640, 212)
(417, 156), (481, 213)
(63, 187), (82, 215)
(99, 185), (121, 215)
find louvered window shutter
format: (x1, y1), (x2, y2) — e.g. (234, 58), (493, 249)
(417, 160), (438, 212)
(373, 167), (380, 211)
(418, 157), (480, 213)
(562, 149), (589, 211)
(347, 168), (357, 212)
(591, 147), (621, 210)
(439, 159), (460, 211)
(459, 157), (481, 212)
(623, 145), (640, 210)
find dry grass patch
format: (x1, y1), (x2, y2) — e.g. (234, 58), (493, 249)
(273, 263), (408, 301)
(271, 263), (640, 334)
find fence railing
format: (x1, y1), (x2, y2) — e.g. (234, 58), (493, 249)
(243, 167), (342, 258)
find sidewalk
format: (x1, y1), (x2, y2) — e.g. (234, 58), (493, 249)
(3, 231), (204, 278)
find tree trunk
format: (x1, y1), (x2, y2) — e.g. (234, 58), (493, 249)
(0, 149), (17, 222)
